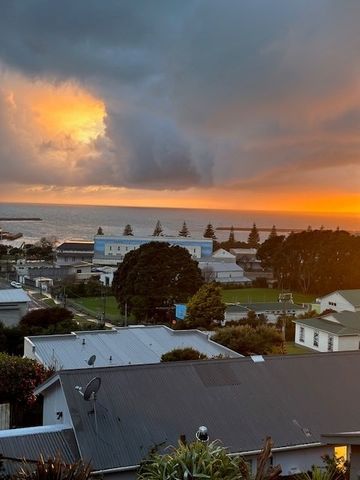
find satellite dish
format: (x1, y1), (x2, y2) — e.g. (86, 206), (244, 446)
(83, 377), (101, 401)
(87, 354), (96, 366)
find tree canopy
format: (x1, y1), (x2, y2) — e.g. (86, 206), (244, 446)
(257, 229), (360, 293)
(248, 223), (260, 247)
(20, 307), (78, 335)
(203, 223), (216, 239)
(185, 283), (226, 329)
(123, 224), (133, 236)
(213, 324), (284, 355)
(113, 242), (203, 321)
(0, 353), (51, 406)
(152, 220), (163, 236)
(161, 347), (207, 362)
(178, 221), (190, 237)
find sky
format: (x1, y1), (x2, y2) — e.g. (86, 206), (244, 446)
(0, 0), (359, 213)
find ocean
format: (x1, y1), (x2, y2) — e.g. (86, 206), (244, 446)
(0, 202), (359, 245)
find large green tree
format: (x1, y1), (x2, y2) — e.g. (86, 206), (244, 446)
(161, 347), (207, 362)
(113, 242), (203, 321)
(257, 229), (360, 293)
(185, 283), (226, 329)
(20, 307), (78, 335)
(178, 221), (190, 237)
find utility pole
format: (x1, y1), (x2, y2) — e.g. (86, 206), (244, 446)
(124, 302), (128, 327)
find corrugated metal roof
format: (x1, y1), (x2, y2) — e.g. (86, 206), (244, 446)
(0, 425), (80, 475)
(0, 289), (30, 304)
(27, 326), (240, 369)
(49, 351), (360, 470)
(198, 262), (244, 272)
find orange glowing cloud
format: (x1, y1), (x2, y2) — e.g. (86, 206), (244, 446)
(31, 84), (106, 143)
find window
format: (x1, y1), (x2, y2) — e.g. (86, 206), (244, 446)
(328, 335), (334, 352)
(76, 269), (81, 274)
(313, 330), (319, 347)
(299, 327), (305, 343)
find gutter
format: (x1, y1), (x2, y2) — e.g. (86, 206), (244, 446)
(91, 464), (140, 475)
(91, 442), (322, 475)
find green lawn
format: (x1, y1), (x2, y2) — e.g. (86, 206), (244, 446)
(72, 296), (121, 321)
(285, 342), (313, 355)
(221, 288), (316, 304)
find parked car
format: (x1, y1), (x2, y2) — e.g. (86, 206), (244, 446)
(10, 281), (23, 289)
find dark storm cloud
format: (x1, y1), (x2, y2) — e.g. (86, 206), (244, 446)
(0, 0), (360, 190)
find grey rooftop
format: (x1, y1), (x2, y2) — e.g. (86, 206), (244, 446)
(36, 351), (360, 471)
(25, 325), (240, 369)
(0, 288), (30, 303)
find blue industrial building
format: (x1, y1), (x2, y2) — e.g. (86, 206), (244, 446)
(93, 235), (213, 265)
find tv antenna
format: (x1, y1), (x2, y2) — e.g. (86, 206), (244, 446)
(76, 377), (101, 434)
(87, 354), (96, 367)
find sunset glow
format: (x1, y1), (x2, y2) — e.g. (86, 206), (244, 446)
(0, 2), (359, 217)
(32, 85), (106, 143)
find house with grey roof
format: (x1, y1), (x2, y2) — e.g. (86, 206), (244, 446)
(24, 325), (240, 370)
(0, 288), (30, 327)
(294, 311), (360, 352)
(29, 351), (360, 478)
(225, 302), (307, 324)
(319, 289), (360, 313)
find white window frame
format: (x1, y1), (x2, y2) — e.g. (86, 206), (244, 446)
(313, 330), (319, 347)
(299, 326), (305, 343)
(328, 335), (334, 352)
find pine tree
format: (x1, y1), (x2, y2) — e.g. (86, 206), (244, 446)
(228, 225), (235, 246)
(203, 223), (216, 240)
(179, 221), (190, 237)
(97, 226), (104, 235)
(152, 220), (163, 236)
(123, 224), (133, 236)
(248, 223), (260, 247)
(268, 225), (277, 240)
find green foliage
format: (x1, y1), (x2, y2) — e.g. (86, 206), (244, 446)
(123, 224), (133, 236)
(139, 436), (281, 480)
(203, 223), (217, 239)
(276, 315), (295, 342)
(113, 242), (203, 321)
(152, 220), (163, 236)
(248, 223), (260, 247)
(20, 307), (77, 335)
(257, 229), (360, 293)
(97, 226), (104, 235)
(138, 440), (249, 480)
(213, 324), (284, 355)
(178, 221), (190, 237)
(161, 347), (207, 362)
(185, 283), (226, 329)
(0, 353), (51, 406)
(15, 455), (91, 480)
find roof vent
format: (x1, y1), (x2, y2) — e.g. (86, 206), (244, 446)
(82, 339), (86, 346)
(251, 355), (264, 363)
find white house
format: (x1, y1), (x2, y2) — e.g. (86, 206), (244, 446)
(318, 290), (360, 313)
(0, 288), (30, 327)
(198, 249), (251, 284)
(294, 311), (360, 352)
